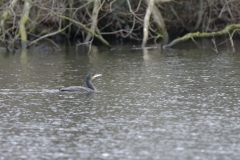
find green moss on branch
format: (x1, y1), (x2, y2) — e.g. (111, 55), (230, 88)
(163, 24), (240, 48)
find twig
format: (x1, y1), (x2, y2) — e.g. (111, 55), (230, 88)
(228, 31), (235, 54)
(28, 24), (71, 46)
(76, 38), (93, 54)
(211, 37), (218, 54)
(57, 14), (110, 47)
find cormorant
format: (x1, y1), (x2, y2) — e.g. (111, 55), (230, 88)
(59, 73), (102, 92)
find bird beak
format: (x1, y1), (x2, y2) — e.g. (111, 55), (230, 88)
(92, 74), (102, 80)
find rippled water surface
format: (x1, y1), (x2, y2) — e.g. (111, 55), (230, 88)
(0, 44), (240, 159)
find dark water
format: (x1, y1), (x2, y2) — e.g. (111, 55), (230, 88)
(0, 43), (240, 159)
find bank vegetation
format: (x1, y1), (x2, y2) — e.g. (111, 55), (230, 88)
(1, 0), (240, 52)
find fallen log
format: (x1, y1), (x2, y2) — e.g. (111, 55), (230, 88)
(163, 24), (240, 49)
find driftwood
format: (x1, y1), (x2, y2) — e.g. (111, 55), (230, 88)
(163, 24), (240, 49)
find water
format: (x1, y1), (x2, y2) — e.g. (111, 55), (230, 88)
(0, 43), (240, 159)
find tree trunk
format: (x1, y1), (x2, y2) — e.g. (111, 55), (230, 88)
(85, 0), (101, 43)
(142, 0), (154, 48)
(19, 0), (32, 49)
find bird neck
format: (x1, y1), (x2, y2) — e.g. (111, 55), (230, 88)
(86, 80), (96, 90)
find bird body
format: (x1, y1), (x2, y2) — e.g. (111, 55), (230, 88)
(59, 73), (102, 92)
(59, 86), (94, 92)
